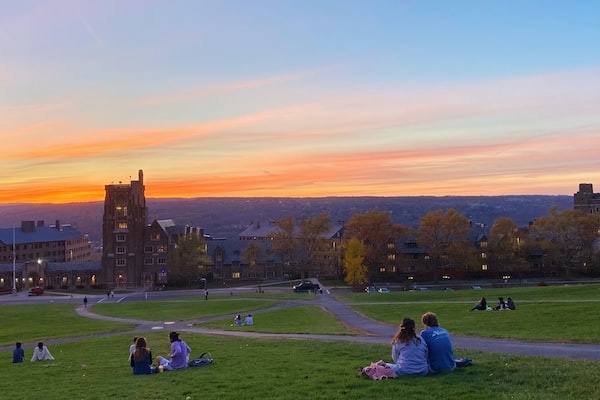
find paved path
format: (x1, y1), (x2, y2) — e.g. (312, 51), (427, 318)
(3, 288), (600, 361)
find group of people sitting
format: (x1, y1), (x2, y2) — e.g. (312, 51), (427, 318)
(360, 312), (464, 379)
(129, 331), (191, 375)
(470, 296), (516, 311)
(233, 314), (253, 326)
(12, 341), (55, 363)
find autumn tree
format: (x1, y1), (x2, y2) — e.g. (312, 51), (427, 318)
(297, 213), (331, 279)
(167, 232), (211, 287)
(417, 208), (472, 282)
(488, 217), (527, 273)
(344, 237), (368, 289)
(344, 210), (408, 281)
(528, 207), (598, 278)
(269, 216), (298, 276)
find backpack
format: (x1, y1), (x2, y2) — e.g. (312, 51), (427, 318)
(188, 352), (213, 367)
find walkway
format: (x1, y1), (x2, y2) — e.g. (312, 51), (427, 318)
(3, 288), (600, 361)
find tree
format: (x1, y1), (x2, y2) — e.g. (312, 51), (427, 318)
(344, 210), (408, 281)
(417, 208), (472, 282)
(297, 213), (331, 279)
(269, 216), (298, 277)
(529, 207), (598, 278)
(242, 242), (264, 291)
(488, 217), (527, 275)
(344, 237), (368, 289)
(168, 232), (211, 287)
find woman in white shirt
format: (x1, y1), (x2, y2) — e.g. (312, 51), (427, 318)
(31, 342), (55, 362)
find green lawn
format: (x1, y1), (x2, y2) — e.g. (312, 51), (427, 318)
(91, 298), (281, 321)
(198, 305), (357, 335)
(4, 333), (600, 400)
(3, 285), (599, 399)
(0, 304), (135, 347)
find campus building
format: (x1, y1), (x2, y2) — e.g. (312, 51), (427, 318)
(0, 220), (93, 290)
(573, 183), (600, 214)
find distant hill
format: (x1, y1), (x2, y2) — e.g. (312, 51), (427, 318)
(0, 196), (573, 247)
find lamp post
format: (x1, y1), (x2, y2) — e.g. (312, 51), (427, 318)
(12, 224), (16, 294)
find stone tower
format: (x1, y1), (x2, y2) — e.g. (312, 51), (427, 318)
(101, 170), (147, 288)
(573, 183), (600, 214)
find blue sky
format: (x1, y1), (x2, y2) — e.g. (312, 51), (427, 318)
(1, 0), (599, 202)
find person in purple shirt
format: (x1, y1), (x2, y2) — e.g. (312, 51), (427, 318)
(156, 332), (191, 371)
(420, 312), (456, 373)
(386, 317), (429, 377)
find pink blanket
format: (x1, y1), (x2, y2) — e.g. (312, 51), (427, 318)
(359, 360), (397, 380)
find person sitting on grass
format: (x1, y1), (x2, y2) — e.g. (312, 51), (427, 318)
(507, 297), (516, 310)
(13, 342), (24, 363)
(244, 314), (253, 325)
(420, 312), (456, 373)
(470, 297), (487, 311)
(31, 342), (54, 362)
(156, 332), (191, 371)
(130, 337), (158, 375)
(386, 317), (429, 377)
(493, 297), (507, 310)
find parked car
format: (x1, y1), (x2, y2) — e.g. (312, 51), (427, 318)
(28, 286), (44, 296)
(293, 281), (320, 293)
(365, 286), (377, 293)
(378, 287), (390, 293)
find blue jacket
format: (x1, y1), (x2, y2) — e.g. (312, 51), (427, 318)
(421, 327), (456, 373)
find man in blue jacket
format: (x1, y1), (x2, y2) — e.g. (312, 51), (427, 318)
(420, 312), (456, 373)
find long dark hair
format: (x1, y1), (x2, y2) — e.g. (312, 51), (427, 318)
(133, 337), (150, 362)
(391, 317), (420, 345)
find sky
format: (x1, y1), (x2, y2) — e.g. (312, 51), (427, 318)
(1, 0), (600, 203)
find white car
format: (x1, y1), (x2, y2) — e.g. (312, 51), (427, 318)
(378, 288), (390, 293)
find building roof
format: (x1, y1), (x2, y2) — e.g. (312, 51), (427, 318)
(0, 224), (85, 246)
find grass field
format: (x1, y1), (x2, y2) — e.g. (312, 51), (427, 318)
(1, 284), (599, 399)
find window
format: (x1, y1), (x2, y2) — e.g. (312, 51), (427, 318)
(232, 272), (241, 279)
(387, 254), (396, 261)
(115, 205), (127, 217)
(117, 222), (128, 229)
(116, 259), (126, 266)
(144, 257), (154, 265)
(116, 247), (126, 254)
(116, 234), (126, 242)
(151, 233), (161, 241)
(144, 246), (153, 253)
(157, 257), (166, 265)
(481, 264), (488, 271)
(379, 267), (386, 273)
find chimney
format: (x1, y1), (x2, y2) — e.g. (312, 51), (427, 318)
(55, 220), (61, 230)
(37, 220), (44, 227)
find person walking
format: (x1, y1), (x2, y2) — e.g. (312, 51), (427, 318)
(83, 296), (88, 309)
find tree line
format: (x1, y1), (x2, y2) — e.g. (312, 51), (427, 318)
(166, 206), (600, 288)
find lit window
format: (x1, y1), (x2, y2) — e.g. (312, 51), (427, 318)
(232, 272), (241, 279)
(481, 264), (488, 271)
(117, 222), (128, 229)
(151, 233), (161, 241)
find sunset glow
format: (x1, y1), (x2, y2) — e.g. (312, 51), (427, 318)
(1, 1), (599, 203)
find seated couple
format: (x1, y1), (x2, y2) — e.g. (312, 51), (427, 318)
(360, 312), (460, 379)
(130, 332), (191, 375)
